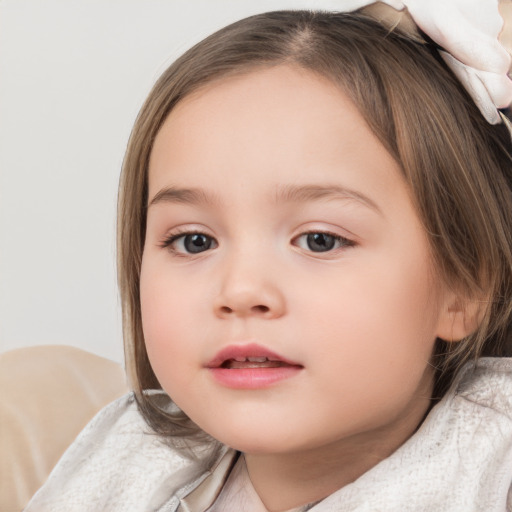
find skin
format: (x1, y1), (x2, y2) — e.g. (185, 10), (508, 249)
(140, 65), (470, 511)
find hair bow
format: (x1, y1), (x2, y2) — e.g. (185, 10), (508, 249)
(328, 0), (512, 124)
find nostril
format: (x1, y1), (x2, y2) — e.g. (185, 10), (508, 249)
(252, 305), (270, 314)
(217, 304), (269, 316)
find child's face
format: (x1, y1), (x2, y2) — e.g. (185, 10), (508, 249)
(141, 66), (453, 456)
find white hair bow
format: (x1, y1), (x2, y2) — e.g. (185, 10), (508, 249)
(325, 0), (512, 124)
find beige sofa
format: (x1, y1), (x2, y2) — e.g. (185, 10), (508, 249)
(0, 345), (128, 512)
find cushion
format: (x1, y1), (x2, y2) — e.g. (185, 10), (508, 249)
(0, 345), (128, 512)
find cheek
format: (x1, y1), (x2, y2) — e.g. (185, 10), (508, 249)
(292, 248), (439, 399)
(300, 256), (436, 340)
(139, 259), (203, 390)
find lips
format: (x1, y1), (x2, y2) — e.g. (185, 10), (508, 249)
(205, 343), (302, 369)
(205, 343), (303, 389)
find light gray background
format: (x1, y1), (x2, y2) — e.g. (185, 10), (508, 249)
(1, 0), (366, 363)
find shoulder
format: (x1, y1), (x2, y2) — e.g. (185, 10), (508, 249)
(321, 358), (512, 511)
(446, 358), (512, 511)
(24, 392), (212, 512)
(454, 357), (512, 419)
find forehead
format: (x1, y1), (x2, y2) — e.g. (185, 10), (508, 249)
(148, 64), (403, 205)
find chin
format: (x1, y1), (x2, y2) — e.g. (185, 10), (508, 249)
(207, 426), (320, 456)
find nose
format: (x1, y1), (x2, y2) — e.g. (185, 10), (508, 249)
(213, 256), (286, 320)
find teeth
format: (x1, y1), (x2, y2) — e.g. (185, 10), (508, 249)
(231, 356), (269, 363)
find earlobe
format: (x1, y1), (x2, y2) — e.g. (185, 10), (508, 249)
(436, 295), (487, 342)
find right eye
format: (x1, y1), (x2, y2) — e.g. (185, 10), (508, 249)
(163, 232), (217, 255)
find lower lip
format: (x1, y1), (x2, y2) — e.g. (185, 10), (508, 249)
(208, 366), (302, 389)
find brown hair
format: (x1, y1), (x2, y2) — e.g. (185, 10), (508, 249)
(117, 9), (512, 444)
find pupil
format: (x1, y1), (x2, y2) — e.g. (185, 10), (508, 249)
(307, 233), (335, 252)
(185, 234), (211, 253)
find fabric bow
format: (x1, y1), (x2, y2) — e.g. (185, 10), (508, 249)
(319, 0), (512, 124)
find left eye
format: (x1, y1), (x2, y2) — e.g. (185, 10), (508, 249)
(164, 233), (217, 254)
(294, 232), (352, 253)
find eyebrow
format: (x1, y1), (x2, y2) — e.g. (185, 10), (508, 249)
(274, 184), (382, 215)
(148, 183), (382, 215)
(148, 186), (219, 208)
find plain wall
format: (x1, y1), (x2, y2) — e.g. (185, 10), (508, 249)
(1, 0), (360, 363)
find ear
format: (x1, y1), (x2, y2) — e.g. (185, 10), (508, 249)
(435, 292), (486, 342)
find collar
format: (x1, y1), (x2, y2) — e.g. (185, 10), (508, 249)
(177, 449), (240, 512)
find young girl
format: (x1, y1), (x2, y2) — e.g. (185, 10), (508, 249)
(25, 1), (512, 511)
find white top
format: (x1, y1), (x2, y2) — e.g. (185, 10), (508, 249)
(24, 358), (512, 512)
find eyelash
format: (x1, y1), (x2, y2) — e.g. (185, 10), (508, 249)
(159, 229), (356, 256)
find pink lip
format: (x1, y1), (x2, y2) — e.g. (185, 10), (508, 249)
(205, 343), (303, 389)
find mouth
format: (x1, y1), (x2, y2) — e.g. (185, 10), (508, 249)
(220, 357), (293, 369)
(206, 343), (302, 370)
(205, 343), (303, 389)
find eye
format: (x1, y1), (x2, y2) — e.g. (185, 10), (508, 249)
(162, 232), (217, 255)
(294, 232), (353, 253)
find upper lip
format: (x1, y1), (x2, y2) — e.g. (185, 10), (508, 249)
(205, 343), (302, 368)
